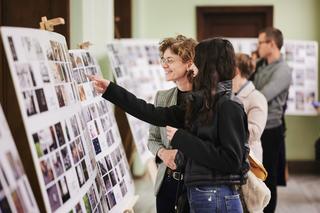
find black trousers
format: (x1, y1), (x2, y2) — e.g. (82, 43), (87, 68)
(261, 125), (284, 213)
(156, 174), (179, 213)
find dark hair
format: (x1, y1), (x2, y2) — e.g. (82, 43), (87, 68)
(185, 38), (236, 127)
(236, 53), (254, 79)
(159, 35), (198, 63)
(259, 27), (284, 50)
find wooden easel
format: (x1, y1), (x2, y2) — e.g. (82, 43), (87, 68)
(39, 16), (65, 31)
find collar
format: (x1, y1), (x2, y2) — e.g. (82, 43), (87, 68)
(217, 80), (232, 94)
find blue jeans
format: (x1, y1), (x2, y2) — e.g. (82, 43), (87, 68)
(187, 185), (243, 213)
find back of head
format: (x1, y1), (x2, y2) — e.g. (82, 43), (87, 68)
(236, 53), (254, 79)
(159, 35), (198, 63)
(259, 27), (284, 50)
(193, 37), (236, 92)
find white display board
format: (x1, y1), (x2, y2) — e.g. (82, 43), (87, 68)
(106, 39), (175, 163)
(229, 38), (318, 116)
(69, 50), (135, 212)
(1, 27), (135, 213)
(0, 105), (39, 213)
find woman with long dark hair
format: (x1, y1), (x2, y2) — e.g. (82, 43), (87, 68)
(91, 38), (249, 213)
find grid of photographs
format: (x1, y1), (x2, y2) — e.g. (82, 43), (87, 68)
(0, 105), (39, 213)
(106, 40), (175, 164)
(229, 38), (318, 115)
(0, 27), (107, 213)
(70, 49), (135, 213)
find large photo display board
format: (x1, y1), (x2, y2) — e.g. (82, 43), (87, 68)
(1, 27), (134, 213)
(229, 38), (318, 115)
(0, 105), (39, 213)
(106, 40), (175, 163)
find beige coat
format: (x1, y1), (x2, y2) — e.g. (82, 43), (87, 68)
(236, 81), (267, 162)
(147, 87), (178, 195)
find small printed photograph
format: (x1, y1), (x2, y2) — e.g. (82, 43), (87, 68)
(7, 36), (18, 61)
(76, 55), (84, 68)
(61, 64), (71, 82)
(119, 162), (125, 177)
(50, 40), (61, 61)
(35, 88), (48, 113)
(55, 85), (66, 108)
(81, 160), (89, 182)
(100, 117), (108, 132)
(109, 170), (117, 187)
(82, 106), (93, 123)
(86, 52), (95, 66)
(77, 111), (86, 131)
(98, 159), (107, 176)
(76, 164), (85, 187)
(54, 122), (66, 147)
(306, 43), (316, 57)
(306, 91), (315, 104)
(20, 36), (33, 60)
(119, 180), (128, 197)
(89, 104), (98, 119)
(81, 52), (89, 66)
(88, 122), (98, 139)
(92, 137), (101, 155)
(0, 196), (12, 212)
(107, 191), (117, 209)
(47, 183), (61, 212)
(78, 85), (87, 101)
(74, 202), (82, 213)
(94, 120), (100, 135)
(79, 68), (88, 83)
(39, 62), (51, 83)
(11, 189), (26, 213)
(69, 53), (77, 69)
(58, 176), (70, 203)
(60, 146), (72, 171)
(49, 126), (58, 151)
(114, 67), (123, 78)
(5, 151), (24, 181)
(70, 115), (80, 138)
(82, 194), (91, 213)
(70, 140), (80, 164)
(33, 132), (48, 157)
(40, 158), (54, 185)
(72, 69), (82, 84)
(295, 91), (305, 110)
(22, 90), (37, 116)
(106, 129), (115, 147)
(76, 138), (85, 159)
(64, 121), (71, 142)
(32, 38), (45, 60)
(51, 151), (64, 178)
(15, 63), (36, 89)
(294, 69), (305, 86)
(111, 152), (117, 167)
(88, 185), (97, 210)
(87, 67), (98, 76)
(95, 177), (102, 195)
(114, 167), (121, 182)
(105, 155), (113, 171)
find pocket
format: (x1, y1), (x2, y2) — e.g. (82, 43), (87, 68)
(225, 194), (243, 213)
(194, 186), (216, 193)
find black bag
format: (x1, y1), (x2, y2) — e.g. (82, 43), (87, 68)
(175, 190), (189, 213)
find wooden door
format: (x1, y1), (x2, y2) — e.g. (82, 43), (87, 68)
(197, 6), (273, 40)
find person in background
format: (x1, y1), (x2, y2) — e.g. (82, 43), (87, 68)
(91, 38), (249, 213)
(253, 27), (292, 213)
(148, 35), (197, 213)
(233, 53), (267, 163)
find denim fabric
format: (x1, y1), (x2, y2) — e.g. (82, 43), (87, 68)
(187, 185), (243, 213)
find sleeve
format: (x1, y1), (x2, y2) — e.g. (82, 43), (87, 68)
(247, 92), (268, 146)
(171, 101), (248, 173)
(102, 82), (184, 128)
(259, 66), (292, 102)
(147, 91), (165, 163)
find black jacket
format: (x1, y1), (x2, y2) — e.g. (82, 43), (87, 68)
(103, 81), (249, 186)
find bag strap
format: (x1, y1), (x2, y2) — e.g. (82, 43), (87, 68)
(174, 177), (184, 212)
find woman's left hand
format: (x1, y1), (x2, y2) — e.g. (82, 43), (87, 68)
(166, 126), (178, 142)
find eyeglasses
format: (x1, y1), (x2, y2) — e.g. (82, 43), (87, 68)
(160, 57), (176, 65)
(258, 40), (271, 45)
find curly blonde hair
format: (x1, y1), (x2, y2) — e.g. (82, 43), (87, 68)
(159, 35), (197, 63)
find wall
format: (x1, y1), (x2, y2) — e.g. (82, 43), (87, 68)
(132, 0), (320, 160)
(70, 0), (114, 80)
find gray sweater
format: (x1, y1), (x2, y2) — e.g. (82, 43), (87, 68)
(253, 57), (292, 129)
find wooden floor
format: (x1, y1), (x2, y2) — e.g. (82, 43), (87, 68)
(133, 174), (320, 213)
